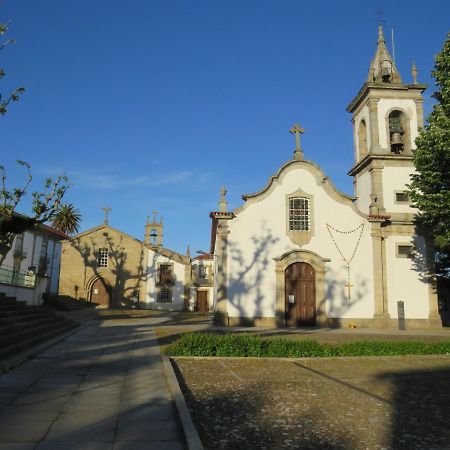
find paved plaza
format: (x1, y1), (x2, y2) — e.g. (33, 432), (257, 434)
(0, 319), (185, 450)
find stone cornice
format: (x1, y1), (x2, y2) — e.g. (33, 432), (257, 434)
(348, 153), (414, 176)
(347, 82), (427, 113)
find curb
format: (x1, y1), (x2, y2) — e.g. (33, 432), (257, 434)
(0, 322), (85, 374)
(162, 355), (204, 450)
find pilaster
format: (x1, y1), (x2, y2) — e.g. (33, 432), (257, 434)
(368, 98), (381, 152)
(370, 219), (390, 326)
(414, 98), (425, 129)
(215, 218), (230, 325)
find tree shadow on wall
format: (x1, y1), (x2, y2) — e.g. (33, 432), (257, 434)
(224, 225), (369, 327)
(69, 233), (147, 308)
(226, 224), (280, 324)
(407, 232), (447, 325)
(324, 263), (369, 327)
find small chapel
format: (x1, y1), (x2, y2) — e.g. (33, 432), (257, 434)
(209, 26), (441, 328)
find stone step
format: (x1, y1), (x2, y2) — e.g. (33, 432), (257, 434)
(0, 321), (78, 360)
(0, 314), (68, 335)
(0, 308), (51, 319)
(0, 318), (75, 348)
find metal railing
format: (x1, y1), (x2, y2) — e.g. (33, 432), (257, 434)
(0, 266), (36, 288)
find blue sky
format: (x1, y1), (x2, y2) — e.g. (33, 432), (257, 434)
(1, 0), (449, 254)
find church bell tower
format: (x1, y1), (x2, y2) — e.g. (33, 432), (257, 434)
(347, 26), (427, 216)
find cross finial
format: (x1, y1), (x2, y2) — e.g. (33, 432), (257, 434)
(102, 207), (112, 225)
(289, 124), (305, 160)
(375, 8), (385, 26)
(152, 210), (158, 223)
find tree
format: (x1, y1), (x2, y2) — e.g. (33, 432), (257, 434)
(52, 204), (82, 235)
(1, 22), (25, 115)
(0, 160), (70, 265)
(408, 33), (450, 277)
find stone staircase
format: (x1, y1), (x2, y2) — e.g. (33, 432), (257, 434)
(0, 292), (79, 360)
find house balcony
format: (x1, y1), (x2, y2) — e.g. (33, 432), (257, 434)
(0, 265), (36, 289)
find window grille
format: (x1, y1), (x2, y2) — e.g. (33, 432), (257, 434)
(158, 289), (172, 303)
(289, 197), (310, 231)
(97, 248), (108, 267)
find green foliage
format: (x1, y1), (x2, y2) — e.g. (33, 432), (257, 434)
(51, 203), (82, 235)
(408, 33), (450, 276)
(0, 161), (71, 264)
(165, 332), (450, 358)
(0, 22), (25, 115)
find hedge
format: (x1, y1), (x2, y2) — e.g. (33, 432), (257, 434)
(165, 332), (450, 358)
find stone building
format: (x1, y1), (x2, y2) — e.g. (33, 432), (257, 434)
(209, 26), (440, 328)
(59, 212), (214, 310)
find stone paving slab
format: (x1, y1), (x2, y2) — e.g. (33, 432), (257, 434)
(0, 319), (186, 449)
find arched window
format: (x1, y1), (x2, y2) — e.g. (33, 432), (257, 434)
(150, 229), (158, 245)
(358, 120), (368, 158)
(388, 110), (410, 154)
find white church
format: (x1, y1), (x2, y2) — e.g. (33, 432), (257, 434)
(209, 26), (441, 328)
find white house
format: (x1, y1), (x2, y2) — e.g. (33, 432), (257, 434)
(1, 223), (67, 305)
(209, 26), (440, 328)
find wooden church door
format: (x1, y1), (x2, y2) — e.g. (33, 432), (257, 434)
(285, 262), (316, 326)
(91, 278), (111, 307)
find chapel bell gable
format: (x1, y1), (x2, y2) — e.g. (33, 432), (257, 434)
(144, 212), (164, 247)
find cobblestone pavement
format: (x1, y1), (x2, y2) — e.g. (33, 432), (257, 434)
(0, 320), (185, 450)
(173, 355), (450, 450)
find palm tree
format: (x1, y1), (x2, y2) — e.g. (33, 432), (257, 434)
(52, 204), (82, 235)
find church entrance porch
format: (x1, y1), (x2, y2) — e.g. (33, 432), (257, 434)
(285, 262), (316, 326)
(90, 278), (111, 307)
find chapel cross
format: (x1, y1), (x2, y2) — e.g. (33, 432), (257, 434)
(152, 210), (158, 222)
(102, 207), (111, 225)
(345, 280), (354, 300)
(290, 124), (305, 151)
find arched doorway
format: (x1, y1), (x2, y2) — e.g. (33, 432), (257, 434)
(90, 278), (111, 307)
(285, 262), (316, 326)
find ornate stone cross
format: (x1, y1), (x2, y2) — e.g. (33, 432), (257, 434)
(152, 210), (158, 222)
(345, 280), (354, 300)
(102, 207), (111, 225)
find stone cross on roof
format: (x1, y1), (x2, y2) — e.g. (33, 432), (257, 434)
(102, 207), (111, 225)
(290, 124), (305, 160)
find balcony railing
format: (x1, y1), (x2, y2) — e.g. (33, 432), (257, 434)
(0, 266), (36, 288)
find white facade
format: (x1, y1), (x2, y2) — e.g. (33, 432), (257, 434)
(0, 225), (66, 305)
(210, 26), (440, 328)
(145, 248), (187, 311)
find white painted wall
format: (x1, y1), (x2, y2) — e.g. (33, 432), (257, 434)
(144, 248), (186, 311)
(377, 98), (419, 150)
(1, 229), (64, 304)
(226, 163), (374, 320)
(382, 166), (417, 214)
(385, 235), (430, 319)
(356, 170), (372, 213)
